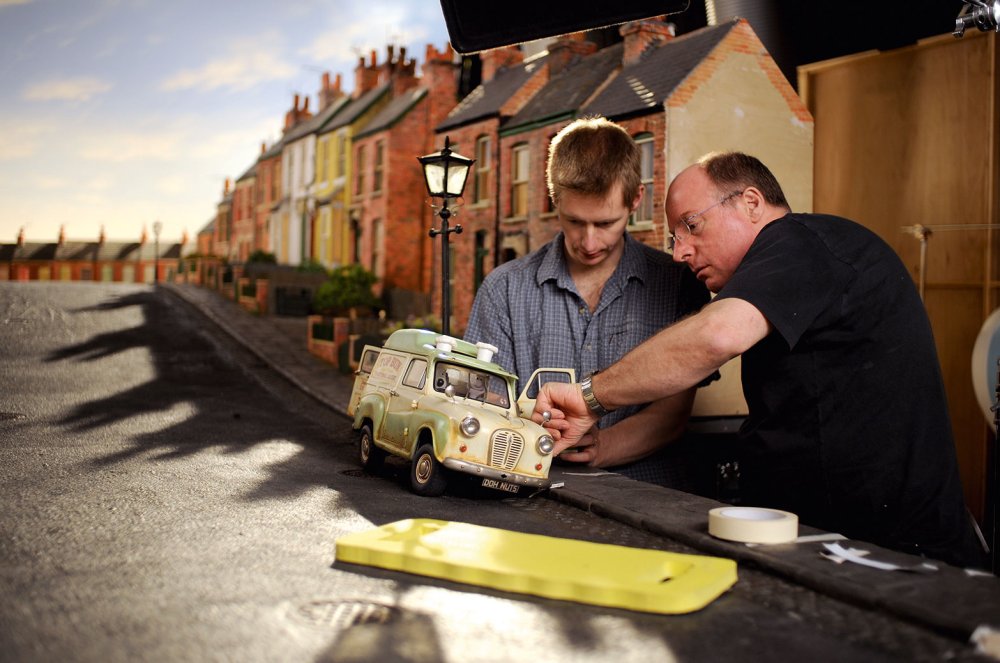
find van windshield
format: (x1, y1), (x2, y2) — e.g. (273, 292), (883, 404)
(433, 363), (511, 408)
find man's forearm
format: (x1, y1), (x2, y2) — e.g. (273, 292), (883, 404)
(591, 298), (770, 411)
(592, 390), (695, 467)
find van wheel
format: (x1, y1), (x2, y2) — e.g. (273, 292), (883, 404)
(358, 424), (385, 472)
(410, 442), (447, 496)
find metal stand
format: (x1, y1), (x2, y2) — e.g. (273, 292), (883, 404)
(429, 198), (462, 337)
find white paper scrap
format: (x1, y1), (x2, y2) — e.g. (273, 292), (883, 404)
(821, 542), (939, 573)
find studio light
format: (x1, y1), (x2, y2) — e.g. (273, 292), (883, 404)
(954, 0), (1000, 37)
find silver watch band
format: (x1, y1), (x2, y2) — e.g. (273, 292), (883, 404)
(580, 375), (611, 417)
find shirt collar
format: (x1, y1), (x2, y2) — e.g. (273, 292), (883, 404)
(536, 231), (648, 289)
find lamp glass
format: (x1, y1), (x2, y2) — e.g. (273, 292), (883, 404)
(446, 165), (470, 197)
(419, 146), (474, 198)
(423, 161), (446, 197)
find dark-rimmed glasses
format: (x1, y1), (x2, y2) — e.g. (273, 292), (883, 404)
(667, 190), (742, 253)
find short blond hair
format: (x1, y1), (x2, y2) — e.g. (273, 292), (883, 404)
(546, 116), (641, 208)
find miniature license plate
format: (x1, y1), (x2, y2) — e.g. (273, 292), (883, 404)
(482, 478), (519, 493)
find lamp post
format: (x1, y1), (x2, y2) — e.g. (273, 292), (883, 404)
(152, 220), (162, 285)
(418, 136), (474, 337)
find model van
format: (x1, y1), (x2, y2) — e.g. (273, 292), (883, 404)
(348, 329), (574, 496)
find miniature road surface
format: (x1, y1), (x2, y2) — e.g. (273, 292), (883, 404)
(0, 282), (987, 662)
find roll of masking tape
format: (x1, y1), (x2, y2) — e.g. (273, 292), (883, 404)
(708, 507), (798, 544)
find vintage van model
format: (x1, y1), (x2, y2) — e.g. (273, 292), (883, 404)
(348, 329), (573, 496)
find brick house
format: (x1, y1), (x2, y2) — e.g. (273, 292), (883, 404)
(231, 161), (256, 263)
(431, 45), (552, 331)
(269, 75), (349, 267)
(213, 178), (233, 262)
(349, 43), (460, 317)
(437, 17), (813, 334)
(254, 140), (281, 256)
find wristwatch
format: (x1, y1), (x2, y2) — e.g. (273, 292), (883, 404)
(580, 374), (612, 417)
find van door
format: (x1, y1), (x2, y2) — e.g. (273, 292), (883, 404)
(347, 347), (380, 417)
(516, 368), (576, 418)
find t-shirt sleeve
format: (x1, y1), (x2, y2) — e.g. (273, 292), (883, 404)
(715, 219), (854, 350)
(679, 265), (712, 317)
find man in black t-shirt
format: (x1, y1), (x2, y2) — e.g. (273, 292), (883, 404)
(533, 152), (986, 569)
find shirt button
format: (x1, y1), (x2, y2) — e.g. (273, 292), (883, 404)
(579, 306), (586, 314)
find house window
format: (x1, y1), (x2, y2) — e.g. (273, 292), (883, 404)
(336, 132), (346, 178)
(373, 140), (384, 194)
(630, 133), (655, 227)
(355, 145), (366, 196)
(318, 138), (327, 182)
(511, 143), (529, 217)
(474, 135), (491, 204)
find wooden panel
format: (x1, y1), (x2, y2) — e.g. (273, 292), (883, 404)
(924, 286), (988, 520)
(800, 32), (998, 520)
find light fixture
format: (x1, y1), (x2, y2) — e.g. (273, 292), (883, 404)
(954, 0), (1000, 37)
(418, 136), (474, 199)
(418, 136), (475, 336)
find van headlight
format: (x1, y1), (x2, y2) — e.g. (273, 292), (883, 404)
(460, 416), (480, 437)
(536, 435), (554, 455)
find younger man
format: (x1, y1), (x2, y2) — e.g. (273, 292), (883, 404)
(464, 117), (711, 486)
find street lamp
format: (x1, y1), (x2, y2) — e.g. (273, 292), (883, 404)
(152, 220), (162, 285)
(418, 136), (474, 337)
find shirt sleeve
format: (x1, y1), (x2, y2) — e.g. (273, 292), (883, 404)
(463, 271), (516, 375)
(715, 218), (854, 350)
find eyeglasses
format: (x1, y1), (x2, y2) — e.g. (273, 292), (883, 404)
(666, 190), (742, 253)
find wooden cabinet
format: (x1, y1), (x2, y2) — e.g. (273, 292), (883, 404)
(799, 30), (999, 521)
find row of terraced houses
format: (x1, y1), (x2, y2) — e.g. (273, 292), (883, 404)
(3, 17), (814, 335)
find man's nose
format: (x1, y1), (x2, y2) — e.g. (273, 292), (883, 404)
(672, 242), (692, 264)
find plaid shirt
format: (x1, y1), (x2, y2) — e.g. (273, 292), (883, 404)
(465, 232), (711, 429)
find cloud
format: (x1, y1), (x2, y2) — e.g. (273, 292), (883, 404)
(22, 77), (113, 102)
(0, 121), (51, 159)
(77, 131), (184, 162)
(160, 34), (296, 93)
(0, 0), (34, 6)
(301, 7), (430, 64)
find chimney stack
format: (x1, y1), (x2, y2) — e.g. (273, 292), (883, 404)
(423, 43), (460, 128)
(318, 71), (345, 110)
(480, 45), (523, 83)
(17, 227), (24, 247)
(58, 225), (66, 246)
(98, 226), (105, 245)
(354, 51), (381, 98)
(547, 33), (597, 76)
(140, 225), (147, 245)
(620, 17), (675, 66)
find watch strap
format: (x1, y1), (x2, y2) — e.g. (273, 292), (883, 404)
(580, 375), (611, 417)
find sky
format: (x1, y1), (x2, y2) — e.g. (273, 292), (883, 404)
(0, 0), (452, 244)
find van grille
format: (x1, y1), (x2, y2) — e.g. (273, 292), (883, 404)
(489, 430), (524, 470)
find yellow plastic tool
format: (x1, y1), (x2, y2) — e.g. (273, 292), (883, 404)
(335, 518), (737, 614)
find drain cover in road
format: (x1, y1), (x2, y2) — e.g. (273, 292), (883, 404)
(335, 518), (737, 614)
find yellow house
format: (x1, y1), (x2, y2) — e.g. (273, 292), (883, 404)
(314, 82), (392, 268)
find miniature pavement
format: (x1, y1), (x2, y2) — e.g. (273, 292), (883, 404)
(161, 282), (1000, 651)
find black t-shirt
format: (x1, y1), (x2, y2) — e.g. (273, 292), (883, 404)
(715, 213), (983, 567)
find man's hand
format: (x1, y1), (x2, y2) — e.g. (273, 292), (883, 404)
(531, 382), (598, 454)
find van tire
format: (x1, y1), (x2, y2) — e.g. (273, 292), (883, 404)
(358, 423), (385, 472)
(410, 442), (447, 496)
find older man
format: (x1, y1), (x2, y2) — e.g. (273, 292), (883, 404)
(534, 151), (986, 568)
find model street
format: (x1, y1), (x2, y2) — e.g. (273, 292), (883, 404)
(0, 282), (989, 662)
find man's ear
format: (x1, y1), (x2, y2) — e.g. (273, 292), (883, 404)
(743, 187), (764, 223)
(630, 183), (645, 212)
